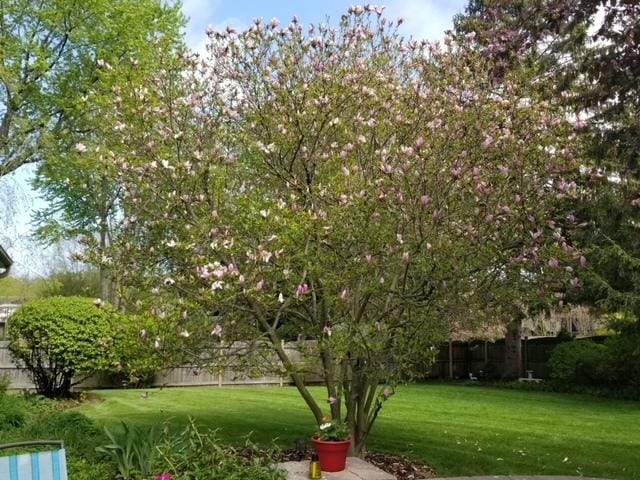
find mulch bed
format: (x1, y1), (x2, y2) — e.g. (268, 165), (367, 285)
(364, 451), (437, 479)
(274, 443), (437, 479)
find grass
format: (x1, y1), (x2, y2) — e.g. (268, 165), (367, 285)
(78, 383), (640, 479)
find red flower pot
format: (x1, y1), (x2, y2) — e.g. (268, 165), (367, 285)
(311, 437), (351, 472)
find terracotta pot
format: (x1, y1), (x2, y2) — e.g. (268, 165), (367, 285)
(311, 437), (351, 472)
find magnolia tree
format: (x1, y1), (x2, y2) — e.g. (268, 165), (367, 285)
(97, 8), (583, 452)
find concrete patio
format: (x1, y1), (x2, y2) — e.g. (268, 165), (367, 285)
(278, 458), (611, 480)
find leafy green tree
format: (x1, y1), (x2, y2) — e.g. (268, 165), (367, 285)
(37, 268), (101, 298)
(3, 0), (186, 300)
(0, 0), (184, 177)
(98, 9), (582, 452)
(8, 296), (119, 397)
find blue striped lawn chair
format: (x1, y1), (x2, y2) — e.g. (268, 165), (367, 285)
(0, 441), (67, 480)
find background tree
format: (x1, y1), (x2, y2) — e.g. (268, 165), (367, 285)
(0, 0), (184, 177)
(100, 9), (582, 453)
(455, 0), (640, 321)
(3, 0), (186, 300)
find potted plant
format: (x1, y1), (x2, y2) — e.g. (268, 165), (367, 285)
(311, 418), (351, 472)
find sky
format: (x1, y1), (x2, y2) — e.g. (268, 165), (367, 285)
(1, 0), (467, 278)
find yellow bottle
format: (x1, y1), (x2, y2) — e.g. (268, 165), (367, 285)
(309, 452), (322, 479)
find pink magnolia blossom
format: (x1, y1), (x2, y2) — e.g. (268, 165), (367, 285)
(74, 143), (88, 153)
(400, 145), (414, 156)
(295, 283), (310, 297)
(548, 257), (560, 269)
(420, 194), (431, 205)
(530, 229), (543, 240)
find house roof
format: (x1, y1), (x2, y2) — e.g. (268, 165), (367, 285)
(0, 245), (13, 278)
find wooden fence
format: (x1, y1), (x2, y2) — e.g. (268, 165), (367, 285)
(428, 336), (607, 380)
(0, 340), (322, 391)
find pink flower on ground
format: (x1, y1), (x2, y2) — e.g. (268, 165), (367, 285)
(155, 474), (172, 480)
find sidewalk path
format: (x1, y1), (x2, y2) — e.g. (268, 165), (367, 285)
(436, 476), (611, 480)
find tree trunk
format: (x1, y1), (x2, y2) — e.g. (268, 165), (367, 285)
(503, 319), (522, 379)
(99, 213), (110, 302)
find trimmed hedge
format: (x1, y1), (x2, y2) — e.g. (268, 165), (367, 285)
(9, 296), (119, 398)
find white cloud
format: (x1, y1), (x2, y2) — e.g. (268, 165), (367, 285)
(385, 0), (465, 41)
(180, 0), (246, 56)
(181, 0), (222, 48)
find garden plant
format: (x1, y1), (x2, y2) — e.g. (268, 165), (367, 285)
(85, 7), (587, 454)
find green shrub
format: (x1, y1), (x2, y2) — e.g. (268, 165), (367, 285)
(0, 374), (11, 395)
(155, 421), (285, 480)
(0, 409), (114, 480)
(604, 326), (640, 390)
(94, 420), (284, 480)
(110, 314), (166, 388)
(30, 411), (101, 445)
(24, 411), (113, 480)
(0, 394), (28, 430)
(96, 423), (160, 479)
(8, 296), (120, 398)
(548, 340), (608, 386)
(36, 270), (101, 298)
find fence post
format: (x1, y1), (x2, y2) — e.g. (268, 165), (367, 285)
(279, 339), (285, 387)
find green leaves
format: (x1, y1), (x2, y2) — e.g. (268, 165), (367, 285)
(8, 296), (120, 397)
(96, 423), (160, 479)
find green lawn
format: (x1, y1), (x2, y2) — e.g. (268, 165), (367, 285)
(79, 384), (640, 479)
